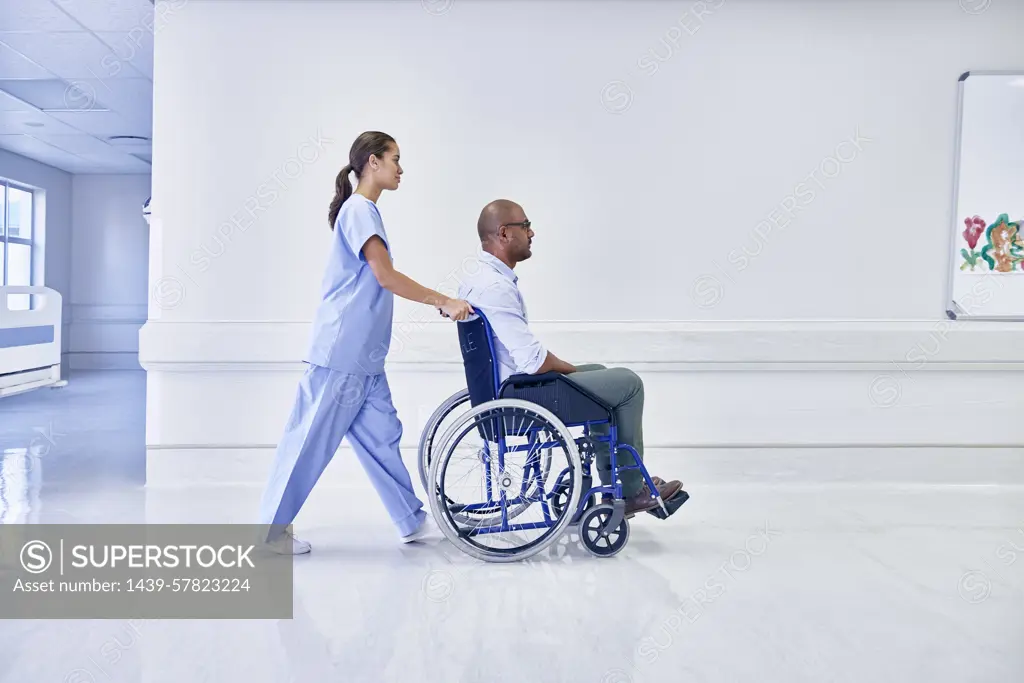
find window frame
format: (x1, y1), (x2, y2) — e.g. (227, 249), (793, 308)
(1, 178), (36, 289)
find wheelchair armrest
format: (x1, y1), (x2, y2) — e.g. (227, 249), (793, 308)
(499, 372), (615, 424)
(504, 371), (563, 387)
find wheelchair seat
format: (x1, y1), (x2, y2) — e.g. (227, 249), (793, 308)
(456, 312), (615, 428)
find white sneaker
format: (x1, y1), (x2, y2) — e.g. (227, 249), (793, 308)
(266, 530), (311, 555)
(400, 515), (442, 544)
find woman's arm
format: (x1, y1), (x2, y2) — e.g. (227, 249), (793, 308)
(362, 237), (473, 319)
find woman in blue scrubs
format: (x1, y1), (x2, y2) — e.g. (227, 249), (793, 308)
(259, 131), (473, 554)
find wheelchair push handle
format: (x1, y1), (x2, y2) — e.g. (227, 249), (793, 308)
(437, 304), (478, 321)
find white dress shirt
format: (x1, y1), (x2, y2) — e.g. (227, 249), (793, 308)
(457, 250), (548, 383)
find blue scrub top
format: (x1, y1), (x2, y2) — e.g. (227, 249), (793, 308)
(304, 194), (393, 375)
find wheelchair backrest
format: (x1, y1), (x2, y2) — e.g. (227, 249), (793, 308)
(456, 312), (501, 407)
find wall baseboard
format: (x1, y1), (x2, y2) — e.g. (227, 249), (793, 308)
(67, 304), (146, 358)
(146, 446), (1024, 489)
(71, 304), (148, 322)
(67, 352), (141, 370)
(140, 320), (1024, 487)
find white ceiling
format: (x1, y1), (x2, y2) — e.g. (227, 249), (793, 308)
(0, 0), (155, 174)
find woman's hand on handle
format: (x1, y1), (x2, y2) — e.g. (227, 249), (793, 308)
(438, 298), (474, 321)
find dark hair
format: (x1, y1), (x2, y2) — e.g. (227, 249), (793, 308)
(328, 131), (396, 229)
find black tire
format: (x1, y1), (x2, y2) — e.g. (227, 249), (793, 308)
(579, 504), (630, 558)
(428, 399), (582, 563)
(417, 388), (471, 493)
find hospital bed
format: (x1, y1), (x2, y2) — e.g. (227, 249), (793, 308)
(0, 286), (65, 399)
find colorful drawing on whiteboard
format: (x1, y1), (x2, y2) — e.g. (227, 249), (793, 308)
(960, 214), (1024, 272)
(960, 216), (985, 271)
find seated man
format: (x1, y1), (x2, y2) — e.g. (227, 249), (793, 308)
(457, 199), (683, 517)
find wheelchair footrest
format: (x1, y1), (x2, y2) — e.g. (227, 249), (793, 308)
(647, 489), (690, 520)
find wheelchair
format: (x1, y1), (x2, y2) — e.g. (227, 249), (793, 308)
(418, 311), (689, 563)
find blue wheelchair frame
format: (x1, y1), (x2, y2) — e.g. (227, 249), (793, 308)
(445, 311), (665, 539)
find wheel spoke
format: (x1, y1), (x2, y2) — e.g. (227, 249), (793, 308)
(431, 400), (583, 561)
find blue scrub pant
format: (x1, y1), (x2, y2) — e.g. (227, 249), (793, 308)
(258, 363), (426, 539)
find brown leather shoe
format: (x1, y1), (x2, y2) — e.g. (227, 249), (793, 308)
(621, 480), (683, 518)
(652, 476), (683, 489)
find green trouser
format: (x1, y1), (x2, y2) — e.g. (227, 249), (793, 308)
(567, 363), (646, 497)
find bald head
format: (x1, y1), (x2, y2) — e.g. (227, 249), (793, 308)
(475, 198), (534, 266)
(477, 199), (522, 244)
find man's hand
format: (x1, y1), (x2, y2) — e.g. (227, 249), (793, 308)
(536, 351), (576, 375)
(438, 299), (474, 321)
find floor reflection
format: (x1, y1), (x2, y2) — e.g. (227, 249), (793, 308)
(132, 526), (685, 682)
(0, 447), (42, 524)
(0, 371), (1022, 683)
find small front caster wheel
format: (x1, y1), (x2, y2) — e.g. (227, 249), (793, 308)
(579, 503), (629, 558)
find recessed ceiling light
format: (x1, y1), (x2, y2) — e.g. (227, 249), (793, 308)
(24, 122), (44, 127)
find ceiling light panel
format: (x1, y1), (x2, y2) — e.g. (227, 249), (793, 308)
(46, 109), (149, 138)
(51, 0), (160, 33)
(0, 90), (37, 113)
(0, 0), (82, 32)
(0, 41), (54, 80)
(57, 77), (151, 114)
(0, 79), (111, 112)
(0, 32), (144, 80)
(72, 151), (152, 173)
(0, 109), (81, 135)
(0, 133), (79, 160)
(26, 132), (115, 155)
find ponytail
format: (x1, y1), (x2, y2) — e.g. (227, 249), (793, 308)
(328, 164), (354, 230)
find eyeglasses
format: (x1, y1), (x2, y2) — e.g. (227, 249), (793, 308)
(501, 219), (532, 231)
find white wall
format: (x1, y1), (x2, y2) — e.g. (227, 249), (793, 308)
(141, 0), (1024, 487)
(69, 175), (151, 369)
(0, 148), (72, 366)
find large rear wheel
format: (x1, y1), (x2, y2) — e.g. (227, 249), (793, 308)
(427, 399), (582, 563)
(417, 388), (471, 493)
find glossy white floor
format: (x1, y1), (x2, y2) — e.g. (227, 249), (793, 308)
(1, 370), (1022, 682)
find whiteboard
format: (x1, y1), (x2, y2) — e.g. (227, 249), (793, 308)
(946, 71), (1024, 320)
